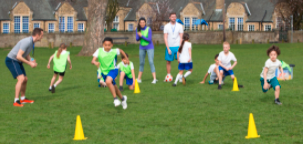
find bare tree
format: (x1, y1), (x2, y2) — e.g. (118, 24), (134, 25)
(105, 0), (120, 31)
(78, 0), (108, 56)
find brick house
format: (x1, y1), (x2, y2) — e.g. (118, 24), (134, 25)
(0, 0), (292, 33)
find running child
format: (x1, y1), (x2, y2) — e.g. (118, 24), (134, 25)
(218, 41), (243, 88)
(260, 45), (284, 105)
(117, 53), (135, 91)
(200, 54), (223, 89)
(97, 65), (107, 88)
(91, 37), (128, 109)
(47, 43), (72, 93)
(172, 33), (192, 87)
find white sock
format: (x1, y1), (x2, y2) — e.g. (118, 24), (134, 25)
(54, 84), (57, 87)
(174, 74), (181, 84)
(21, 96), (26, 100)
(49, 86), (52, 89)
(167, 73), (171, 76)
(14, 98), (19, 102)
(184, 71), (192, 78)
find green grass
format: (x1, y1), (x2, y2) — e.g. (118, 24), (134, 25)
(0, 43), (303, 144)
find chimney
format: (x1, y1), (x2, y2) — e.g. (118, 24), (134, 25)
(216, 0), (224, 10)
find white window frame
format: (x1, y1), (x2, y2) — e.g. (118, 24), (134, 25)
(67, 16), (74, 32)
(147, 17), (152, 26)
(128, 23), (134, 31)
(192, 17), (198, 30)
(237, 17), (243, 31)
(33, 23), (40, 29)
(59, 16), (65, 32)
(248, 25), (255, 31)
(14, 16), (21, 33)
(264, 25), (271, 31)
(78, 23), (84, 32)
(22, 16), (29, 33)
(229, 17), (235, 31)
(218, 24), (223, 30)
(48, 23), (55, 33)
(184, 17), (190, 31)
(2, 22), (10, 34)
(113, 16), (119, 30)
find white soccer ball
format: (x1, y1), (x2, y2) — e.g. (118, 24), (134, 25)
(165, 75), (173, 82)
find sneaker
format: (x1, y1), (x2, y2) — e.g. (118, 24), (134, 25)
(274, 100), (282, 105)
(122, 96), (127, 110)
(218, 85), (222, 90)
(172, 84), (177, 87)
(182, 77), (186, 85)
(238, 84), (244, 88)
(179, 77), (183, 83)
(208, 80), (214, 85)
(51, 85), (55, 93)
(119, 86), (124, 92)
(13, 100), (24, 107)
(151, 79), (158, 84)
(113, 99), (121, 107)
(20, 98), (34, 104)
(49, 88), (51, 91)
(137, 79), (142, 83)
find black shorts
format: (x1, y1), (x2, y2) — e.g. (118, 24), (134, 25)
(54, 71), (65, 76)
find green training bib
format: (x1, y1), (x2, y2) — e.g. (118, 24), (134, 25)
(139, 27), (150, 46)
(98, 48), (118, 75)
(53, 50), (69, 72)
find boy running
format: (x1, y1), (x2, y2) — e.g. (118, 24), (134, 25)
(200, 54), (223, 89)
(91, 37), (128, 109)
(260, 45), (284, 105)
(118, 53), (135, 91)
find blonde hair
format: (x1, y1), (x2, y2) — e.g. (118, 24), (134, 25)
(56, 43), (67, 58)
(223, 41), (230, 46)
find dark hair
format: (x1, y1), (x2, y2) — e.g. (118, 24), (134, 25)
(169, 12), (177, 17)
(57, 43), (67, 58)
(137, 17), (146, 32)
(32, 28), (43, 36)
(103, 37), (113, 44)
(267, 45), (281, 56)
(215, 54), (219, 59)
(178, 33), (190, 53)
(121, 53), (129, 59)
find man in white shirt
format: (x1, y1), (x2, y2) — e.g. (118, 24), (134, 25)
(163, 12), (184, 81)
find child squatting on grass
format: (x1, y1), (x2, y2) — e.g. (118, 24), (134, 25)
(91, 37), (128, 110)
(117, 53), (136, 92)
(47, 43), (72, 93)
(200, 54), (223, 90)
(260, 45), (285, 105)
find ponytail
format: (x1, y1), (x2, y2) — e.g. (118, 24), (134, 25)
(56, 43), (67, 58)
(178, 33), (190, 53)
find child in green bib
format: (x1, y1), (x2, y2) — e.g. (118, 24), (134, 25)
(117, 53), (135, 91)
(47, 43), (72, 93)
(91, 37), (129, 110)
(97, 64), (106, 87)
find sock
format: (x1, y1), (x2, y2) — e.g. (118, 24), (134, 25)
(167, 73), (171, 76)
(14, 98), (19, 103)
(184, 71), (192, 78)
(174, 74), (181, 84)
(275, 98), (279, 101)
(121, 97), (125, 101)
(114, 97), (118, 100)
(54, 84), (57, 87)
(21, 96), (25, 100)
(49, 86), (52, 89)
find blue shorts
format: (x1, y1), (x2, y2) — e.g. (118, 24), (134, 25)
(101, 69), (118, 85)
(260, 77), (281, 93)
(124, 75), (133, 85)
(165, 47), (179, 61)
(5, 57), (26, 79)
(219, 66), (234, 76)
(178, 62), (193, 70)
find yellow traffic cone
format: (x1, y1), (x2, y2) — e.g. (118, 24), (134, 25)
(73, 115), (87, 140)
(134, 79), (141, 94)
(245, 113), (260, 139)
(232, 77), (240, 91)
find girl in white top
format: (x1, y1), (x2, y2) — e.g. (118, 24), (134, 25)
(172, 33), (192, 87)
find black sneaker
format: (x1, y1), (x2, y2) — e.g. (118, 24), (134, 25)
(172, 84), (177, 87)
(218, 85), (222, 90)
(51, 85), (55, 93)
(119, 86), (124, 92)
(238, 84), (244, 88)
(49, 88), (51, 91)
(274, 99), (282, 105)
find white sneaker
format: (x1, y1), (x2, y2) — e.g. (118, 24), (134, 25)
(137, 79), (142, 83)
(179, 77), (183, 82)
(151, 79), (158, 84)
(122, 96), (127, 110)
(113, 99), (121, 107)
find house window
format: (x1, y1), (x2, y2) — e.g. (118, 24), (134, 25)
(33, 23), (40, 29)
(78, 23), (84, 32)
(22, 16), (29, 33)
(14, 16), (20, 33)
(128, 24), (134, 31)
(237, 17), (243, 31)
(184, 17), (190, 31)
(192, 17), (197, 30)
(67, 17), (73, 32)
(229, 17), (235, 31)
(265, 25), (271, 31)
(48, 23), (55, 33)
(147, 17), (152, 26)
(249, 25), (255, 31)
(218, 24), (223, 30)
(113, 16), (119, 30)
(59, 16), (65, 32)
(3, 23), (9, 34)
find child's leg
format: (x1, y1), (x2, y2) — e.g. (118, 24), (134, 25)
(274, 86), (280, 99)
(128, 85), (134, 90)
(119, 72), (126, 87)
(174, 70), (184, 84)
(184, 69), (192, 78)
(106, 77), (117, 98)
(49, 74), (57, 88)
(214, 66), (222, 85)
(54, 75), (64, 87)
(114, 85), (124, 99)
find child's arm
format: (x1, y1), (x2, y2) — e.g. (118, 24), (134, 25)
(230, 61), (237, 70)
(188, 47), (192, 62)
(119, 49), (129, 62)
(218, 61), (228, 70)
(177, 52), (180, 63)
(47, 54), (54, 69)
(131, 69), (136, 86)
(67, 55), (72, 69)
(200, 72), (209, 84)
(263, 67), (270, 88)
(91, 57), (100, 67)
(279, 66), (285, 81)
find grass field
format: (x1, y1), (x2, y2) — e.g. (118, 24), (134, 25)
(0, 43), (303, 144)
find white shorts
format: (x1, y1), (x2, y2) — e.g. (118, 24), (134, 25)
(210, 75), (217, 81)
